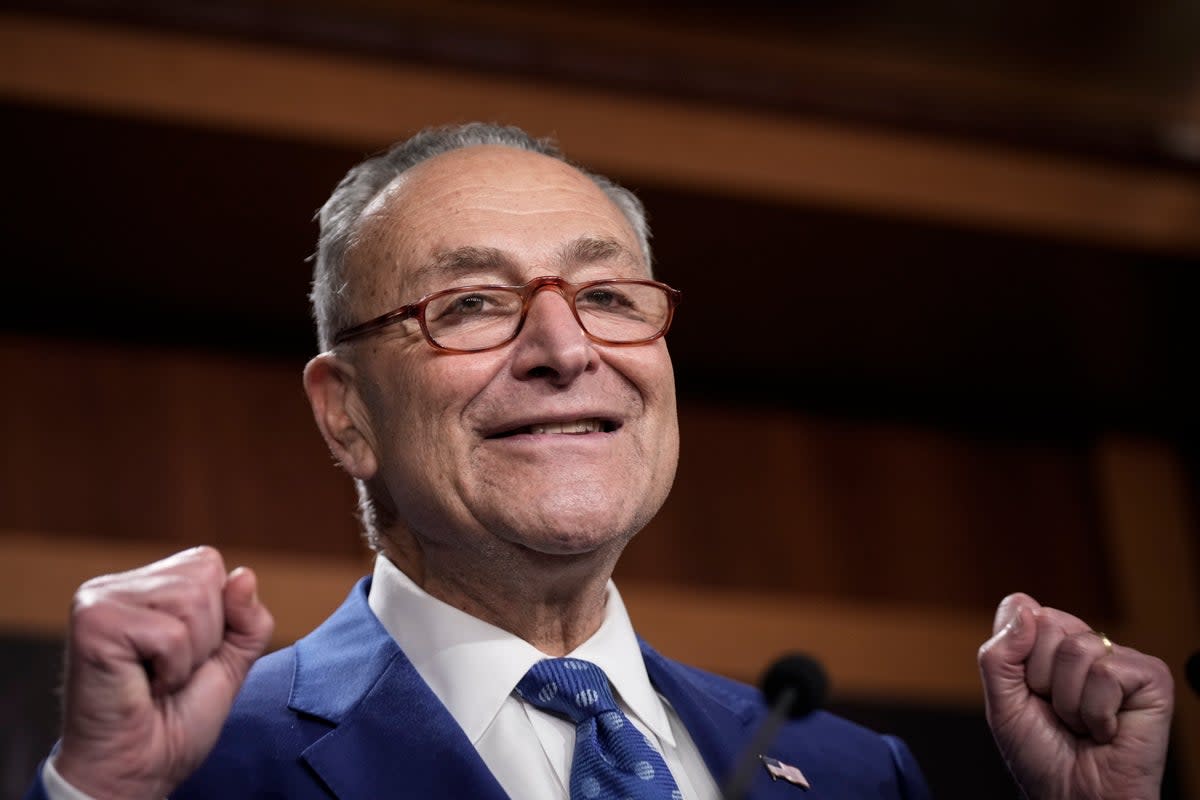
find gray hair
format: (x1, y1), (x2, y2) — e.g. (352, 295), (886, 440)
(311, 122), (652, 351)
(309, 123), (653, 550)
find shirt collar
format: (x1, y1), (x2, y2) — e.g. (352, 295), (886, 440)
(367, 555), (676, 747)
(568, 580), (676, 747)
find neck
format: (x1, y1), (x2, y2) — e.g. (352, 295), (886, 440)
(379, 531), (619, 655)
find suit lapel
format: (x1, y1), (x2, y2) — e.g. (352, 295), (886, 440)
(283, 580), (825, 799)
(289, 579), (510, 800)
(641, 641), (830, 800)
(639, 640), (759, 789)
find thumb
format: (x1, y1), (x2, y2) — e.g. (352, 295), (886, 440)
(218, 566), (275, 678)
(179, 567), (272, 709)
(978, 594), (1039, 715)
(156, 568), (274, 784)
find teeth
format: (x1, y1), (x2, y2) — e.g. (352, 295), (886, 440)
(528, 419), (604, 435)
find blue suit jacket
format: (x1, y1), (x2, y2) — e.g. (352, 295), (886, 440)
(30, 578), (931, 799)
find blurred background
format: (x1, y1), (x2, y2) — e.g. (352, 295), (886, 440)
(1, 1), (1198, 797)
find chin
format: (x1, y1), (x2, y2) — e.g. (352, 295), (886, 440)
(470, 473), (666, 557)
(500, 497), (643, 558)
(521, 529), (624, 558)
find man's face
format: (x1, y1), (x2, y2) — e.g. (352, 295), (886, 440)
(341, 146), (679, 564)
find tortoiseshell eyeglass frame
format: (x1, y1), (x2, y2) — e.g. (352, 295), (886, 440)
(331, 275), (682, 354)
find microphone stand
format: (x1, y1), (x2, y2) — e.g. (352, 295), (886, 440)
(721, 685), (797, 800)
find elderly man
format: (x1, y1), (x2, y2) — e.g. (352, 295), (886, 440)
(28, 124), (1173, 800)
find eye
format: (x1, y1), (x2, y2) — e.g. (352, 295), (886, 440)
(426, 289), (519, 327)
(579, 286), (633, 310)
(450, 294), (489, 315)
(433, 292), (502, 319)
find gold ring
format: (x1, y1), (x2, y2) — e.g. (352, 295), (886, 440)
(1092, 630), (1114, 656)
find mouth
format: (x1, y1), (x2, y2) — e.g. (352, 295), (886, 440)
(485, 417), (620, 439)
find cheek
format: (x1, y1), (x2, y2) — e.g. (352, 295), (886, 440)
(373, 354), (500, 466)
(646, 362), (680, 470)
(632, 350), (677, 422)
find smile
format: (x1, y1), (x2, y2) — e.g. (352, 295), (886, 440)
(488, 418), (618, 438)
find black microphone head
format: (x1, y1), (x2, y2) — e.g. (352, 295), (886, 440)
(760, 653), (829, 719)
(1186, 650), (1200, 696)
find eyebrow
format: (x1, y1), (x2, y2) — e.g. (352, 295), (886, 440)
(411, 246), (520, 287)
(557, 235), (640, 269)
(412, 235), (640, 290)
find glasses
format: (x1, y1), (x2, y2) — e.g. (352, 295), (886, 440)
(332, 275), (682, 353)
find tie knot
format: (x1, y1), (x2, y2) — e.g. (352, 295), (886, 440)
(516, 658), (620, 723)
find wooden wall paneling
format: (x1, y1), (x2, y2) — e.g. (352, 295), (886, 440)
(1094, 438), (1200, 800)
(4, 336), (1116, 616)
(2, 13), (1200, 253)
(621, 405), (1114, 618)
(4, 343), (1185, 716)
(0, 530), (991, 706)
(0, 336), (362, 555)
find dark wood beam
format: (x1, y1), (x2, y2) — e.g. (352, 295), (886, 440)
(3, 12), (1200, 255)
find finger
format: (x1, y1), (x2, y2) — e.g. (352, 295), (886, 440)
(68, 599), (196, 707)
(979, 593), (1043, 712)
(86, 547), (229, 674)
(1025, 606), (1091, 696)
(126, 573), (225, 675)
(218, 567), (274, 683)
(88, 546), (227, 592)
(167, 568), (272, 748)
(1049, 629), (1112, 736)
(1078, 653), (1123, 743)
(978, 602), (1037, 724)
(134, 613), (197, 697)
(139, 547), (227, 640)
(141, 545), (228, 576)
(146, 545), (227, 619)
(991, 592), (1041, 636)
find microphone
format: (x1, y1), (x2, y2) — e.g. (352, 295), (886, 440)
(1186, 650), (1200, 697)
(723, 654), (829, 800)
(762, 654), (829, 719)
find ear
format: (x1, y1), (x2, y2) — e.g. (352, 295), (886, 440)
(303, 353), (379, 480)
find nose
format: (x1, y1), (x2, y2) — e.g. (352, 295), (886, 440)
(508, 288), (597, 385)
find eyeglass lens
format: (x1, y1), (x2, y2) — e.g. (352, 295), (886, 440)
(424, 281), (671, 351)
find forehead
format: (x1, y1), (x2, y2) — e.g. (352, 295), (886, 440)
(347, 146), (645, 300)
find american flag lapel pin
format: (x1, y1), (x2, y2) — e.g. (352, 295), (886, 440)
(760, 755), (811, 790)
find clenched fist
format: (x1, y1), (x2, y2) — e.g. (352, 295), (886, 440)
(53, 547), (274, 800)
(978, 592), (1174, 800)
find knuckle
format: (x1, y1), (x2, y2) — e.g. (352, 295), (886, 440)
(177, 575), (215, 609)
(1032, 611), (1058, 637)
(1055, 634), (1093, 663)
(75, 569), (124, 596)
(1087, 657), (1119, 683)
(161, 617), (191, 651)
(1143, 655), (1175, 688)
(190, 545), (227, 575)
(68, 599), (113, 652)
(68, 604), (123, 664)
(1000, 591), (1034, 608)
(70, 590), (115, 628)
(1146, 654), (1171, 676)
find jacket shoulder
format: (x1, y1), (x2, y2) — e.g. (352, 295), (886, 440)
(646, 649), (930, 800)
(172, 646), (334, 799)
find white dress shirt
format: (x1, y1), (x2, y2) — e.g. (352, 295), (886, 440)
(44, 555), (721, 800)
(367, 555), (721, 800)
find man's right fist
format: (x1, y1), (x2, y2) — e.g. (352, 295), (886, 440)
(53, 547), (274, 800)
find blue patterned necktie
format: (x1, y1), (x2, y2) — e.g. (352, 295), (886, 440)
(516, 657), (683, 800)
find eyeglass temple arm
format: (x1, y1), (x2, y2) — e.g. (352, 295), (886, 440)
(332, 307), (417, 345)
